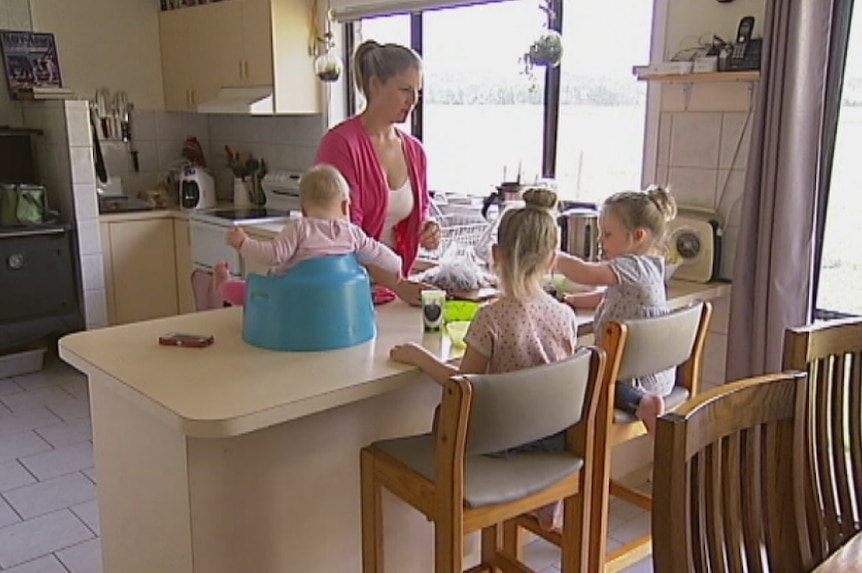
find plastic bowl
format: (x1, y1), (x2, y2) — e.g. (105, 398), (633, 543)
(446, 321), (471, 348)
(444, 300), (481, 322)
(543, 273), (592, 294)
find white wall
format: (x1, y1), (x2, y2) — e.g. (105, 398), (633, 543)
(30, 0), (164, 110)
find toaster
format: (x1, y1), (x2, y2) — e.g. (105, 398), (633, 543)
(667, 207), (722, 283)
(180, 166), (216, 210)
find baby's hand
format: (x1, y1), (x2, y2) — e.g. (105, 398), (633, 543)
(226, 226), (247, 250)
(390, 343), (422, 365)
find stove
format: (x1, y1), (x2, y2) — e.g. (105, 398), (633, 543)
(189, 170), (301, 280)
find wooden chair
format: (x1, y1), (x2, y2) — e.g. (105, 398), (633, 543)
(652, 372), (810, 573)
(509, 301), (712, 571)
(360, 346), (608, 573)
(783, 317), (862, 570)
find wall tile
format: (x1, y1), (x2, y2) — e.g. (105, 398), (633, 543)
(719, 111), (753, 170)
(154, 111), (187, 143)
(657, 113), (672, 168)
(130, 109), (157, 141)
(715, 169), (746, 227)
(157, 140), (184, 171)
(669, 112), (722, 169)
(184, 112), (209, 142)
(667, 167), (718, 208)
(133, 139), (159, 173)
(69, 147), (95, 185)
(709, 295), (730, 335)
(75, 220), (101, 256)
(72, 184), (98, 221)
(83, 290), (108, 329)
(661, 82), (755, 113)
(719, 225), (739, 281)
(64, 102), (91, 148)
(79, 255), (105, 292)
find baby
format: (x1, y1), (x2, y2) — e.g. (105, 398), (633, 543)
(213, 163), (402, 306)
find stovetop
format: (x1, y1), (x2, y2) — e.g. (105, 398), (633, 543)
(193, 207), (291, 225)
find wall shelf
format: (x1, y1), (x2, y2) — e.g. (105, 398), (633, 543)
(636, 71), (760, 83)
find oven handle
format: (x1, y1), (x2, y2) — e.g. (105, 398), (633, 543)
(0, 227), (66, 239)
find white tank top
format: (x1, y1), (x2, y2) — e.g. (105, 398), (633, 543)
(382, 178), (414, 248)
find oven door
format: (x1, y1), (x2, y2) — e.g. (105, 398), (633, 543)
(190, 220), (243, 277)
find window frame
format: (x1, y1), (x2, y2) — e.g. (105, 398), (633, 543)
(340, 0), (662, 195)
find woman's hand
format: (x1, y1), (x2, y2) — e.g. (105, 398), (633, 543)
(393, 278), (435, 306)
(419, 220), (441, 251)
(390, 342), (424, 366)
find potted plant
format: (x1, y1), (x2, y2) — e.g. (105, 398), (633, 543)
(520, 0), (563, 88)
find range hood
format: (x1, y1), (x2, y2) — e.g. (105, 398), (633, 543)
(197, 86), (274, 115)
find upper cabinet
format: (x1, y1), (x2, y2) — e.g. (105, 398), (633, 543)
(158, 0), (318, 114)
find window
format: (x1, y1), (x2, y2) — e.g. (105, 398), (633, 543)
(422, 1), (546, 194)
(345, 0), (655, 201)
(816, 2), (862, 317)
(353, 14), (413, 133)
(554, 1), (652, 203)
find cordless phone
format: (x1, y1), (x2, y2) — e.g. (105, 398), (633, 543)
(732, 16), (755, 60)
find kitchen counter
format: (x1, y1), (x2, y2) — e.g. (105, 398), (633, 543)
(58, 281), (728, 573)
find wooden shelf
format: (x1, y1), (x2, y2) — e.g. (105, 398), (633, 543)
(637, 71), (760, 83)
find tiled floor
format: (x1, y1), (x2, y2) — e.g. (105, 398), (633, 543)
(0, 354), (654, 573)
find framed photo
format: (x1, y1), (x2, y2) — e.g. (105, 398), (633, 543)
(0, 31), (63, 98)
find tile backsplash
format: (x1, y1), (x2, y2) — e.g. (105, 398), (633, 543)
(654, 82), (755, 282)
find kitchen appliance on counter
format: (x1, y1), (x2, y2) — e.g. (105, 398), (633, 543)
(558, 206), (600, 262)
(667, 206), (722, 283)
(189, 169), (302, 280)
(180, 166), (216, 210)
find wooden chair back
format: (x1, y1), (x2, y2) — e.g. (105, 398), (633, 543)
(652, 372), (809, 573)
(784, 317), (862, 569)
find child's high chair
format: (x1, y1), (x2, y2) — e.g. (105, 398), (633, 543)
(507, 301), (712, 572)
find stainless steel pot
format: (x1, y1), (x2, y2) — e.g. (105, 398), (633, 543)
(558, 207), (600, 261)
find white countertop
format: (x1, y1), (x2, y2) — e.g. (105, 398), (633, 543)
(59, 281), (729, 439)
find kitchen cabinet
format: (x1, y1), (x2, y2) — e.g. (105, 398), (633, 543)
(158, 0), (318, 113)
(101, 219), (179, 325)
(174, 219), (195, 314)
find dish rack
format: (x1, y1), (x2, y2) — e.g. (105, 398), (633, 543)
(421, 206), (490, 262)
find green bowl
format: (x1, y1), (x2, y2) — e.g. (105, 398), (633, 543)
(444, 300), (481, 323)
(446, 321), (471, 348)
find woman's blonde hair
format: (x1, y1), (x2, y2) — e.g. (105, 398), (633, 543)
(601, 185), (677, 250)
(353, 40), (422, 99)
(495, 188), (560, 301)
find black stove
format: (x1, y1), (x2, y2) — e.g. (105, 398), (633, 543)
(209, 208), (290, 222)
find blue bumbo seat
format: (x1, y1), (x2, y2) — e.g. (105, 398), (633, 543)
(242, 254), (376, 351)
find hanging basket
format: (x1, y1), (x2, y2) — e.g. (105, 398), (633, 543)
(524, 29), (563, 68)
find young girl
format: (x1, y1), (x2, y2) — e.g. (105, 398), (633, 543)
(390, 187), (578, 531)
(211, 164), (404, 306)
(556, 186), (677, 435)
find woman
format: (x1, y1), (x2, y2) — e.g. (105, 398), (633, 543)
(316, 40), (441, 305)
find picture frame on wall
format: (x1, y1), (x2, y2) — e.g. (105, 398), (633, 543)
(0, 30), (63, 99)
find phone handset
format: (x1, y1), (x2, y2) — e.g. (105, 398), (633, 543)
(732, 16), (756, 60)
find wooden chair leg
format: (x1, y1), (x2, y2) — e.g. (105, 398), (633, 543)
(501, 519), (524, 563)
(560, 495), (588, 573)
(434, 514), (464, 573)
(481, 525), (501, 573)
(360, 449), (383, 573)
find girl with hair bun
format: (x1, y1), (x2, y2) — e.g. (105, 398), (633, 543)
(556, 185), (678, 435)
(316, 40), (439, 306)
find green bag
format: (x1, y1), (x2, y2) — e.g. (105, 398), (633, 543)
(0, 184), (56, 226)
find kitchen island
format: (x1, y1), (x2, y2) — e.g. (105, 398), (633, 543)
(58, 280), (729, 573)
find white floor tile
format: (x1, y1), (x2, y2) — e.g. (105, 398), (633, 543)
(1, 389), (90, 422)
(0, 509), (93, 568)
(2, 555), (68, 573)
(0, 378), (24, 397)
(35, 419), (92, 448)
(610, 511), (652, 546)
(56, 538), (102, 573)
(0, 432), (52, 464)
(0, 493), (21, 528)
(0, 461), (36, 492)
(59, 379), (89, 400)
(0, 408), (63, 439)
(4, 473), (96, 520)
(71, 498), (99, 535)
(20, 442), (94, 481)
(523, 538), (561, 572)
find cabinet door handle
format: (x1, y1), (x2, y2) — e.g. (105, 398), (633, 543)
(239, 60), (244, 80)
(190, 89), (195, 106)
(243, 60), (249, 80)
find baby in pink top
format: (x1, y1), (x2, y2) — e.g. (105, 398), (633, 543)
(213, 164), (402, 306)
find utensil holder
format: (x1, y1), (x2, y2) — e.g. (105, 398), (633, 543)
(233, 178), (252, 208)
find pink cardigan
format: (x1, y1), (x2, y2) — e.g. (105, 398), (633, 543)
(315, 116), (431, 274)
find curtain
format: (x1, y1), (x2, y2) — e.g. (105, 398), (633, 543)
(726, 0), (855, 380)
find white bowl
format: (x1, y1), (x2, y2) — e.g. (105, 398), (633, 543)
(665, 262), (681, 283)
